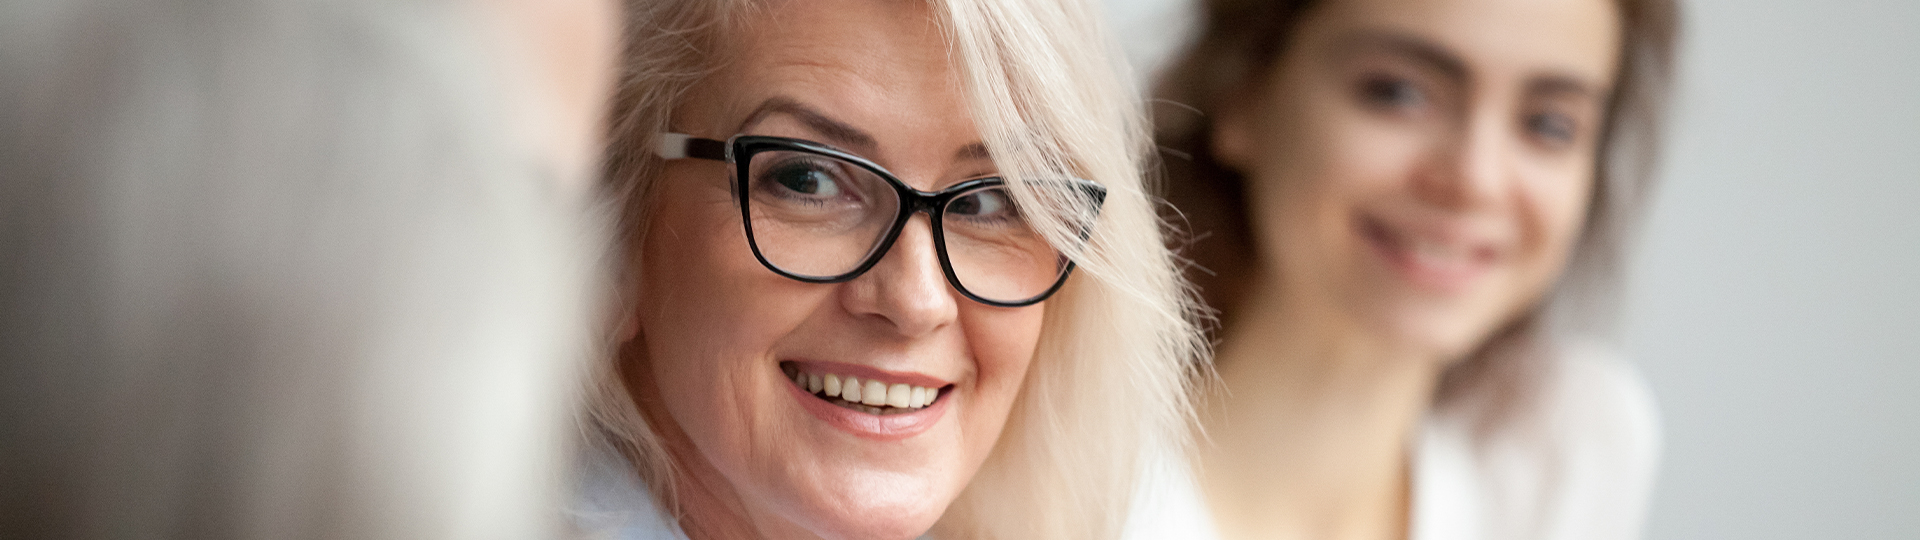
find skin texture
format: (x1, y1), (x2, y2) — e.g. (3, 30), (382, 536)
(1194, 0), (1622, 538)
(621, 1), (1045, 538)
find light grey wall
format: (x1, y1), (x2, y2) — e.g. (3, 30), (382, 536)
(1102, 0), (1920, 537)
(1624, 1), (1920, 538)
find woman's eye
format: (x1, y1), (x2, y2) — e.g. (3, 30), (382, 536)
(1524, 111), (1579, 147)
(764, 163), (843, 198)
(1358, 75), (1426, 110)
(949, 188), (1016, 219)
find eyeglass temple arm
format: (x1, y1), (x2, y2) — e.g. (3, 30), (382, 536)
(655, 133), (728, 161)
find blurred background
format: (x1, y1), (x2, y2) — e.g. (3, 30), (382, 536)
(1102, 0), (1920, 538)
(1, 0), (609, 536)
(1622, 1), (1920, 537)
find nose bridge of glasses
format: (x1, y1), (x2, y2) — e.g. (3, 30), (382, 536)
(904, 188), (945, 216)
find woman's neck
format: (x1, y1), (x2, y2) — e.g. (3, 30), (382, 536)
(667, 460), (762, 540)
(661, 439), (824, 540)
(1195, 287), (1445, 540)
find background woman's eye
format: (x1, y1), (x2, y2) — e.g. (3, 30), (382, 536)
(766, 163), (843, 197)
(1524, 111), (1579, 147)
(1358, 75), (1426, 110)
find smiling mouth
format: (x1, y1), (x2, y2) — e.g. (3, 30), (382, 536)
(1358, 215), (1499, 290)
(780, 362), (949, 416)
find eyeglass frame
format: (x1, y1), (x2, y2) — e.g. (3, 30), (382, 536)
(655, 133), (1106, 307)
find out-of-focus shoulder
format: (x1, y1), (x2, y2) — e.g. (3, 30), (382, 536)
(1541, 341), (1662, 470)
(1414, 342), (1664, 540)
(570, 436), (688, 540)
(1525, 341), (1662, 540)
(1121, 440), (1221, 540)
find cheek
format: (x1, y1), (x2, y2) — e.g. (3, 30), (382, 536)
(634, 174), (814, 448)
(1247, 97), (1428, 281)
(1516, 164), (1596, 270)
(1500, 166), (1597, 321)
(956, 305), (1045, 430)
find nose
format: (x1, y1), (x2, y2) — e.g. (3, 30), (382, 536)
(840, 215), (958, 338)
(1413, 110), (1508, 211)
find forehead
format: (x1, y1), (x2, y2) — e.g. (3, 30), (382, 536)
(689, 0), (977, 162)
(1309, 0), (1622, 89)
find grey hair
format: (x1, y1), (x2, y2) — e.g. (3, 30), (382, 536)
(0, 0), (605, 538)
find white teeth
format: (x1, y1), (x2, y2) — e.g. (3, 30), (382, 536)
(788, 366), (942, 412)
(886, 384), (912, 408)
(841, 376), (862, 403)
(861, 380), (888, 406)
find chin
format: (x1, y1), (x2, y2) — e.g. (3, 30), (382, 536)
(832, 515), (940, 540)
(1368, 299), (1505, 364)
(769, 448), (958, 540)
(797, 493), (945, 540)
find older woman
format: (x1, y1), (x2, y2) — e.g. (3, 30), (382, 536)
(573, 0), (1204, 538)
(1149, 0), (1679, 538)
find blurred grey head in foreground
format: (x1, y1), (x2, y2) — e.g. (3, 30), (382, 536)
(1, 0), (608, 538)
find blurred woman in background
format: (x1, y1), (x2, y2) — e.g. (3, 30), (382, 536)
(573, 0), (1204, 538)
(1150, 0), (1678, 538)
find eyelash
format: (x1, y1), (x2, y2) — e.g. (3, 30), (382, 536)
(1350, 67), (1592, 153)
(754, 158), (855, 206)
(1357, 74), (1428, 111)
(1523, 109), (1580, 148)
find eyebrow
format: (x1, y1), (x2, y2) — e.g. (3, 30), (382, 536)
(1334, 31), (1468, 85)
(1334, 30), (1606, 101)
(1526, 74), (1604, 102)
(738, 96), (877, 154)
(954, 142), (991, 162)
(736, 96), (995, 164)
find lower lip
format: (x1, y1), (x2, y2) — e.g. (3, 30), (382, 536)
(786, 377), (950, 441)
(1360, 217), (1491, 293)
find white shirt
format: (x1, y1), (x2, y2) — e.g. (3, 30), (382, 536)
(569, 440), (689, 540)
(566, 441), (941, 540)
(1410, 345), (1662, 540)
(1125, 440), (1225, 540)
(1124, 345), (1661, 540)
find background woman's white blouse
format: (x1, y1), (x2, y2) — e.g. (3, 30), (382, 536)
(1411, 345), (1661, 540)
(1122, 344), (1661, 540)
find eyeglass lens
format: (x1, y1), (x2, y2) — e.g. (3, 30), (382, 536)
(743, 149), (1067, 304)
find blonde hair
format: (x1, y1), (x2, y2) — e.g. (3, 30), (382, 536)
(587, 0), (1206, 537)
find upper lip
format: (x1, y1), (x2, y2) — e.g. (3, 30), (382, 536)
(782, 359), (955, 389)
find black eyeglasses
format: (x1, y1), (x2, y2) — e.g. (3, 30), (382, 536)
(656, 133), (1105, 307)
